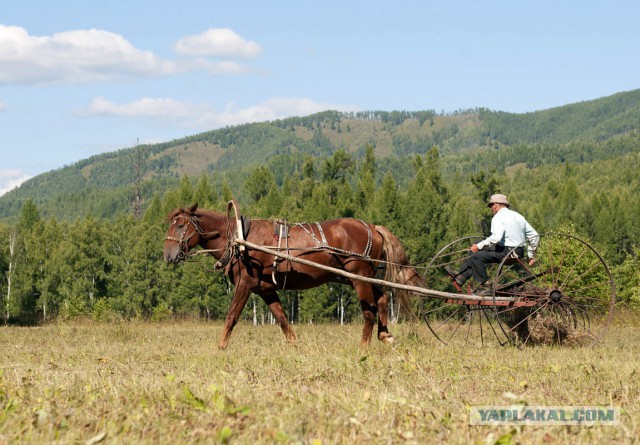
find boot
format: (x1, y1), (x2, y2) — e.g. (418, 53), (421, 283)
(444, 266), (466, 286)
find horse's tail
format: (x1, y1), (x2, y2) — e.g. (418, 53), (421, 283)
(375, 225), (423, 321)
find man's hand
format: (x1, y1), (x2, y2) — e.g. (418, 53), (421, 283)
(470, 244), (479, 253)
(528, 257), (537, 266)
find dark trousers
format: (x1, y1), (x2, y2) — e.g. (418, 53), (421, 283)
(459, 245), (524, 284)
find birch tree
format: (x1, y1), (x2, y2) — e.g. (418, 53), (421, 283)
(4, 230), (16, 324)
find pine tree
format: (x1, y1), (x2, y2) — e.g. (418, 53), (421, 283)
(111, 218), (166, 318)
(177, 175), (195, 206)
(193, 174), (217, 208)
(260, 183), (283, 218)
(220, 179), (234, 204)
(371, 172), (399, 229)
(243, 167), (275, 204)
(143, 194), (164, 224)
(54, 215), (109, 318)
(355, 147), (376, 218)
(398, 147), (449, 261)
(18, 199), (42, 230)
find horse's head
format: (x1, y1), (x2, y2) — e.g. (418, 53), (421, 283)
(164, 203), (202, 264)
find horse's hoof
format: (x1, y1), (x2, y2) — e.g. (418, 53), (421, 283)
(379, 333), (395, 344)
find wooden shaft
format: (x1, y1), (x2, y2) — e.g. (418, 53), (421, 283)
(235, 239), (503, 303)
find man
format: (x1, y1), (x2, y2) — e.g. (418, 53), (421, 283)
(445, 194), (539, 294)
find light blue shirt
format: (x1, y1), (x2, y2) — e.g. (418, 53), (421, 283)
(476, 207), (539, 258)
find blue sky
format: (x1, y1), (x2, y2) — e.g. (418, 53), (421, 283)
(1, 0), (639, 195)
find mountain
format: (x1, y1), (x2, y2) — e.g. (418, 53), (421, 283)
(1, 90), (640, 222)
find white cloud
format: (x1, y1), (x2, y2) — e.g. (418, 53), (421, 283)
(85, 97), (199, 118)
(193, 59), (254, 75)
(197, 97), (359, 128)
(0, 169), (32, 197)
(0, 101), (6, 111)
(0, 25), (262, 86)
(82, 96), (358, 130)
(174, 28), (262, 58)
(0, 25), (180, 85)
(0, 25), (261, 85)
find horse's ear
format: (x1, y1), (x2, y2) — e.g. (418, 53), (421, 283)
(189, 203), (198, 214)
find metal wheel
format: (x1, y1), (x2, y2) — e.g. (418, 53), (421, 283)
(420, 236), (509, 346)
(492, 233), (616, 347)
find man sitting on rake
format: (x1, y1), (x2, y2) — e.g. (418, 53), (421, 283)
(445, 194), (539, 295)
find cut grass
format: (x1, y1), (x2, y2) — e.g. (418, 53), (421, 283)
(1, 312), (638, 444)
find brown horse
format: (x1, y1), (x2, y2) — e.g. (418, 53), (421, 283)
(164, 202), (423, 349)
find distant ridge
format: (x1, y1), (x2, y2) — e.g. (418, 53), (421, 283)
(1, 89), (639, 221)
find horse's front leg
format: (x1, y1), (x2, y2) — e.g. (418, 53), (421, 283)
(261, 290), (297, 344)
(375, 286), (394, 344)
(218, 281), (252, 350)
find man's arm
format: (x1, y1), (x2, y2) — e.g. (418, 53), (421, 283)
(525, 221), (539, 265)
(473, 214), (506, 251)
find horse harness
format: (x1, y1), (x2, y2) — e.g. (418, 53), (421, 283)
(168, 209), (376, 287)
(215, 215), (251, 271)
(271, 219), (374, 288)
(295, 220), (373, 258)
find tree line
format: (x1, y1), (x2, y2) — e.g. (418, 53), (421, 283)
(1, 146), (639, 325)
(4, 90), (640, 224)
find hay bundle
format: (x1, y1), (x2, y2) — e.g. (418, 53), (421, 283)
(505, 308), (591, 346)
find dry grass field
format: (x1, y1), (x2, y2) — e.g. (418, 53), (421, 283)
(1, 309), (639, 444)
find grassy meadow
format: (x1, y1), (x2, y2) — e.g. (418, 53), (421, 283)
(1, 309), (639, 444)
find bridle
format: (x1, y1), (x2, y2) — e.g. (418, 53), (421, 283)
(165, 202), (245, 270)
(165, 214), (200, 260)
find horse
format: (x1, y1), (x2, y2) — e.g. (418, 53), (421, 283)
(164, 201), (423, 350)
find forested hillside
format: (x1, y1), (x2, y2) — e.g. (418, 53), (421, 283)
(2, 89), (640, 222)
(1, 90), (639, 324)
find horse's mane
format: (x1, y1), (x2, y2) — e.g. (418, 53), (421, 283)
(166, 206), (222, 222)
(166, 208), (186, 221)
(194, 208), (222, 219)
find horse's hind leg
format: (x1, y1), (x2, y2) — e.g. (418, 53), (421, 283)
(374, 286), (394, 344)
(262, 290), (297, 344)
(354, 282), (377, 346)
(218, 281), (252, 350)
